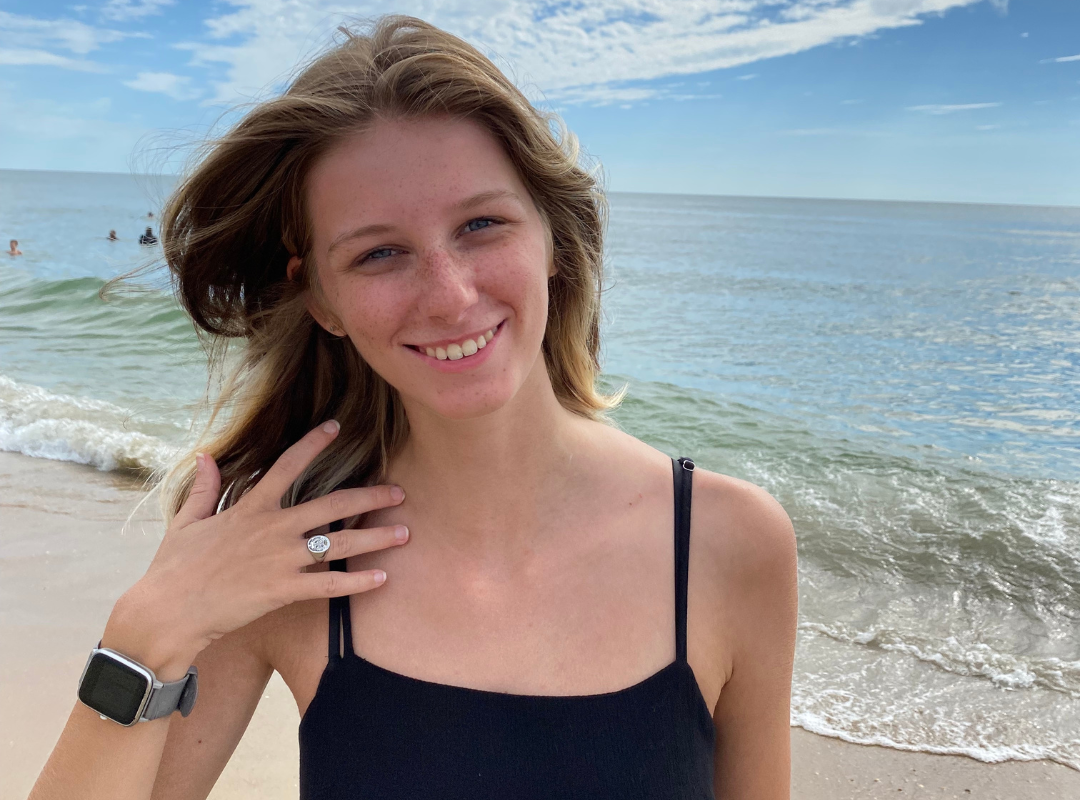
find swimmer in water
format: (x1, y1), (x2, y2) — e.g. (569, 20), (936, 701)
(108, 230), (118, 241)
(8, 239), (21, 256)
(138, 227), (158, 246)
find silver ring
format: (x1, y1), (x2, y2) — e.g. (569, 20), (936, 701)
(306, 534), (331, 563)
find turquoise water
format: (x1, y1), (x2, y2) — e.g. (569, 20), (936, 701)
(1, 168), (1078, 768)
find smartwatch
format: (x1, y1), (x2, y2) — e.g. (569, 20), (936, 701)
(77, 644), (198, 726)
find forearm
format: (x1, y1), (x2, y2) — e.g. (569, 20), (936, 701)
(29, 701), (173, 800)
(29, 594), (205, 800)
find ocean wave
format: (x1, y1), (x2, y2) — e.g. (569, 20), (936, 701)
(801, 620), (1080, 698)
(0, 269), (192, 340)
(792, 708), (1077, 768)
(0, 375), (178, 472)
(791, 628), (1080, 770)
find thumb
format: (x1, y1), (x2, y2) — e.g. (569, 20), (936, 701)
(173, 452), (222, 529)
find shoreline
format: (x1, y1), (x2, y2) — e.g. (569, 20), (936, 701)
(2, 450), (1077, 799)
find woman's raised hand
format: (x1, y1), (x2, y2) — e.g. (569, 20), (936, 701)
(101, 420), (407, 681)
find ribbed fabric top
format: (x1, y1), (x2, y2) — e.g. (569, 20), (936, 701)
(298, 457), (716, 799)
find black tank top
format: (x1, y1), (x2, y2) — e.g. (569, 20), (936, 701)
(299, 457), (716, 799)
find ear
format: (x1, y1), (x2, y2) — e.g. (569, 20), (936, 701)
(286, 254), (303, 282)
(287, 255), (344, 336)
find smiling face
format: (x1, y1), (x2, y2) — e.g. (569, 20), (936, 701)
(297, 115), (556, 421)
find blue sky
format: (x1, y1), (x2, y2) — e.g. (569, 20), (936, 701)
(1, 0), (1077, 205)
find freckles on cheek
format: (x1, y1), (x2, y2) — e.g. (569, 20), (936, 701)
(338, 284), (404, 344)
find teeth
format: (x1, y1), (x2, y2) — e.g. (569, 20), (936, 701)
(422, 324), (499, 361)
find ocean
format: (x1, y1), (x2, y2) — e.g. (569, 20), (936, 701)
(1, 168), (1077, 770)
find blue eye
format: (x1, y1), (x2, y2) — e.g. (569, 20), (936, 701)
(365, 247), (396, 261)
(466, 217), (497, 232)
(356, 218), (500, 266)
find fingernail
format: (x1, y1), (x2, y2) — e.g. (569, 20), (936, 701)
(322, 419), (340, 434)
(195, 452), (205, 470)
(390, 485), (404, 501)
(395, 525), (409, 542)
(373, 570), (386, 585)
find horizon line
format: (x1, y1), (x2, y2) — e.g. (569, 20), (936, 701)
(1, 166), (1077, 212)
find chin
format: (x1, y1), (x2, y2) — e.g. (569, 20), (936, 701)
(423, 390), (516, 421)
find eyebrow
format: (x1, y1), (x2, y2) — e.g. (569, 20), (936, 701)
(326, 189), (524, 255)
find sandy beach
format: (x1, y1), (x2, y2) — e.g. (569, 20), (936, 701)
(2, 450), (1077, 800)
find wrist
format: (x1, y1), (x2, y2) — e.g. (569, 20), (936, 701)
(102, 586), (204, 682)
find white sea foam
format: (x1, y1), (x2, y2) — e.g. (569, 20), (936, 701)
(0, 375), (178, 471)
(801, 620), (1080, 697)
(792, 628), (1080, 769)
(793, 709), (1072, 766)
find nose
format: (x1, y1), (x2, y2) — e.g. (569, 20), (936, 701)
(414, 246), (479, 324)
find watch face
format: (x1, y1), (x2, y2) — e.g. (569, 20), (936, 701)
(78, 652), (152, 725)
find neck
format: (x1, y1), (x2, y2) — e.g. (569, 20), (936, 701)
(389, 356), (590, 562)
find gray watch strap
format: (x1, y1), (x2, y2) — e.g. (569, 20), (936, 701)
(143, 666), (199, 721)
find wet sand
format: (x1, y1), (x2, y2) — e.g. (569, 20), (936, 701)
(2, 451), (1077, 799)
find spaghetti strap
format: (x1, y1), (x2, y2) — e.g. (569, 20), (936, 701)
(672, 457), (695, 663)
(325, 519), (352, 660)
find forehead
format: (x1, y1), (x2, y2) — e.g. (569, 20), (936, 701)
(305, 116), (529, 238)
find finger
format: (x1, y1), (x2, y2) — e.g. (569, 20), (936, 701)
(249, 420), (340, 506)
(302, 524), (408, 566)
(173, 452), (222, 529)
(294, 567), (387, 601)
(283, 484), (405, 532)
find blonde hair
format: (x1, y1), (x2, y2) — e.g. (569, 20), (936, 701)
(154, 14), (624, 519)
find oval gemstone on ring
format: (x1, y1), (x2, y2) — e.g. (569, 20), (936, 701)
(307, 534), (332, 556)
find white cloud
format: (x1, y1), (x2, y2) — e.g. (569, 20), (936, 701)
(840, 98), (864, 104)
(987, 0), (1007, 13)
(0, 10), (128, 55)
(542, 83), (721, 107)
(100, 0), (176, 22)
(736, 73), (759, 80)
(0, 9), (143, 72)
(124, 71), (201, 100)
(0, 48), (102, 71)
(671, 93), (723, 101)
(1046, 54), (1080, 63)
(907, 102), (1002, 114)
(177, 0), (985, 107)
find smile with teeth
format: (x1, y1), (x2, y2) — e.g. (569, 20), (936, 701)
(413, 324), (500, 361)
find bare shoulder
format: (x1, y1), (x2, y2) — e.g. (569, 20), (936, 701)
(690, 466), (798, 588)
(689, 467), (799, 798)
(689, 466), (798, 672)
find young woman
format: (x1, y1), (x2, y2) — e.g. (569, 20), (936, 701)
(29, 15), (797, 800)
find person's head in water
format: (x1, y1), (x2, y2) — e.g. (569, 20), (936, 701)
(146, 227), (153, 236)
(8, 239), (21, 256)
(155, 14), (617, 516)
(108, 230), (118, 241)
